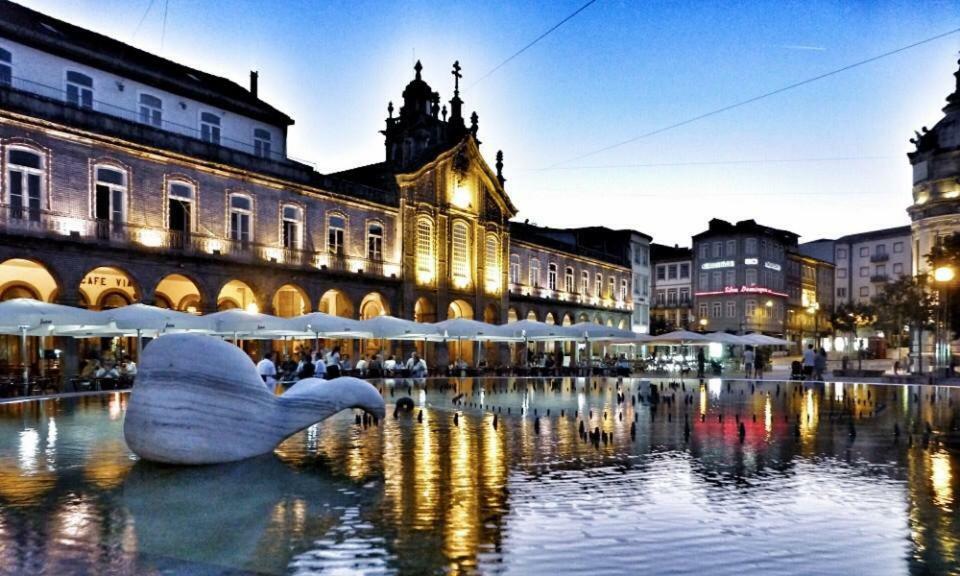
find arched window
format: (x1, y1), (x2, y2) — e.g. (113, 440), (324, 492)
(367, 222), (383, 261)
(547, 263), (558, 291)
(608, 276), (616, 299)
(0, 47), (11, 86)
(200, 112), (221, 144)
(620, 278), (629, 301)
(281, 204), (302, 250)
(485, 234), (500, 286)
(565, 267), (575, 293)
(139, 93), (162, 127)
(167, 179), (194, 239)
(509, 253), (520, 285)
(228, 193), (253, 245)
(6, 147), (44, 221)
(580, 270), (589, 294)
(416, 217), (434, 283)
(254, 128), (272, 158)
(327, 213), (346, 256)
(94, 164), (126, 235)
(451, 220), (470, 288)
(529, 258), (540, 287)
(65, 70), (93, 109)
(595, 272), (602, 297)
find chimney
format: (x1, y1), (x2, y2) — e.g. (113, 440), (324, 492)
(249, 70), (259, 98)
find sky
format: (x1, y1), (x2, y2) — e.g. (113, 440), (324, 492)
(23, 0), (960, 246)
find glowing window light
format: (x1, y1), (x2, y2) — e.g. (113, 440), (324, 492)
(138, 229), (164, 248)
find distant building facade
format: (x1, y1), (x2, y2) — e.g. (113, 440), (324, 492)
(650, 243), (692, 333)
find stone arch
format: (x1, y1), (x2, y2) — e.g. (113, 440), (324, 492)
(0, 258), (59, 302)
(359, 292), (390, 319)
(414, 297), (436, 323)
(483, 303), (499, 324)
(79, 265), (140, 310)
(155, 273), (204, 313)
(272, 283), (310, 318)
(562, 313), (573, 327)
(606, 318), (614, 327)
(526, 309), (538, 322)
(218, 279), (259, 312)
(447, 299), (474, 320)
(578, 312), (590, 323)
(618, 318), (629, 330)
(594, 314), (604, 325)
(507, 307), (520, 323)
(544, 312), (556, 325)
(319, 289), (355, 318)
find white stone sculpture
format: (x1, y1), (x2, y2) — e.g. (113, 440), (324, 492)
(124, 333), (386, 465)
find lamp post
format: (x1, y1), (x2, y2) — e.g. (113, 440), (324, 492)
(933, 265), (955, 377)
(806, 302), (820, 350)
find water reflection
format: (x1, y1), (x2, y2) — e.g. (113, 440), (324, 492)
(0, 378), (958, 574)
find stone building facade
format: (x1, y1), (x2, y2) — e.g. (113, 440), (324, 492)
(650, 243), (692, 333)
(0, 3), (635, 371)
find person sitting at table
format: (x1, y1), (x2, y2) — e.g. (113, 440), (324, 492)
(120, 355), (137, 377)
(80, 358), (100, 378)
(311, 350), (327, 378)
(96, 361), (120, 379)
(340, 355), (353, 374)
(297, 351), (316, 380)
(407, 352), (428, 378)
(368, 354), (383, 378)
(355, 355), (369, 376)
(384, 355), (397, 375)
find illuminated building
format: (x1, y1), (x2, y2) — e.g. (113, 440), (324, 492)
(650, 243), (692, 333)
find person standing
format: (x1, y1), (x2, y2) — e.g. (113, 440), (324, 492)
(696, 347), (705, 379)
(802, 344), (816, 380)
(326, 346), (342, 378)
(743, 346), (755, 379)
(257, 351), (278, 391)
(754, 348), (765, 380)
(814, 348), (827, 381)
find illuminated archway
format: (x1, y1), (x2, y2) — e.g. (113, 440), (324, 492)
(447, 299), (475, 364)
(526, 309), (538, 321)
(562, 313), (573, 327)
(594, 314), (604, 325)
(80, 266), (138, 310)
(359, 292), (390, 319)
(218, 279), (258, 312)
(447, 299), (474, 320)
(155, 273), (202, 313)
(619, 318), (629, 330)
(606, 318), (614, 327)
(414, 297), (436, 323)
(544, 312), (556, 325)
(507, 307), (519, 324)
(0, 259), (58, 302)
(578, 312), (589, 323)
(319, 289), (355, 318)
(272, 284), (310, 318)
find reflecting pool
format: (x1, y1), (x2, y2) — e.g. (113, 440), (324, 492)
(0, 377), (959, 575)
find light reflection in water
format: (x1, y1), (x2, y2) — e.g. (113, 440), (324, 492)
(930, 449), (954, 511)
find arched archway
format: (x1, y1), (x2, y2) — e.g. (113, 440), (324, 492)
(218, 279), (259, 312)
(414, 297), (436, 323)
(447, 299), (474, 320)
(319, 289), (355, 318)
(594, 314), (604, 325)
(80, 266), (139, 310)
(544, 312), (556, 325)
(0, 259), (58, 302)
(578, 312), (589, 323)
(606, 318), (614, 327)
(562, 313), (573, 327)
(482, 304), (500, 366)
(359, 292), (390, 319)
(507, 307), (519, 324)
(618, 318), (629, 330)
(526, 309), (538, 322)
(155, 273), (202, 313)
(272, 284), (310, 318)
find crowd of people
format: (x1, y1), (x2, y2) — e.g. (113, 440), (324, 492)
(254, 346), (430, 388)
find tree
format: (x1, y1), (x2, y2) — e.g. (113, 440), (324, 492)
(872, 275), (934, 358)
(830, 301), (875, 354)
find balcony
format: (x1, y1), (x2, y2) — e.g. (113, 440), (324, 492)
(870, 274), (889, 283)
(0, 207), (399, 279)
(869, 253), (889, 263)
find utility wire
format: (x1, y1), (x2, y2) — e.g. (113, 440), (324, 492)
(535, 155), (898, 171)
(468, 0), (600, 89)
(549, 26), (960, 168)
(130, 0), (156, 42)
(160, 0), (169, 51)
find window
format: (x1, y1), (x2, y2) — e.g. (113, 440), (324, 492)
(656, 265), (666, 281)
(200, 112), (221, 144)
(656, 290), (666, 306)
(667, 264), (677, 280)
(328, 214), (345, 255)
(745, 238), (757, 255)
(167, 180), (194, 235)
(711, 271), (721, 290)
(837, 248), (847, 260)
(228, 194), (252, 244)
(745, 268), (757, 286)
(254, 128), (272, 158)
(608, 276), (616, 298)
(139, 93), (162, 127)
(859, 247), (869, 257)
(595, 272), (603, 297)
(530, 258), (541, 287)
(667, 289), (677, 306)
(65, 70), (93, 109)
(859, 286), (869, 298)
(893, 242), (904, 254)
(679, 263), (690, 279)
(679, 287), (689, 304)
(367, 223), (383, 260)
(726, 301), (736, 318)
(859, 267), (869, 277)
(745, 299), (757, 317)
(547, 263), (558, 291)
(6, 148), (43, 221)
(893, 263), (903, 275)
(725, 240), (736, 257)
(0, 47), (10, 86)
(509, 254), (520, 284)
(282, 205), (302, 250)
(875, 244), (886, 255)
(565, 267), (575, 293)
(711, 302), (721, 318)
(581, 270), (589, 294)
(416, 218), (434, 279)
(699, 272), (708, 291)
(699, 244), (709, 259)
(620, 278), (628, 301)
(698, 303), (708, 319)
(712, 242), (722, 258)
(451, 221), (470, 287)
(837, 268), (847, 279)
(837, 287), (847, 299)
(724, 269), (735, 287)
(485, 235), (500, 286)
(876, 264), (886, 277)
(94, 165), (125, 231)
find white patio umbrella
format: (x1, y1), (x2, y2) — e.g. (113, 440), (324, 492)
(358, 315), (434, 340)
(203, 310), (302, 341)
(0, 298), (105, 391)
(286, 312), (370, 352)
(649, 330), (713, 344)
(431, 318), (520, 368)
(497, 320), (577, 369)
(744, 332), (791, 346)
(707, 331), (752, 345)
(70, 303), (212, 358)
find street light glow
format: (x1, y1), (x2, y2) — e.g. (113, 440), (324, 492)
(934, 266), (955, 283)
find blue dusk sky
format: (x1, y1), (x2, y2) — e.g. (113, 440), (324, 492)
(22, 0), (960, 246)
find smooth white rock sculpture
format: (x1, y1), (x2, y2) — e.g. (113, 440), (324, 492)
(124, 333), (386, 465)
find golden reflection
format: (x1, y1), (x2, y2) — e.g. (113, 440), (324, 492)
(800, 388), (818, 442)
(930, 449), (954, 511)
(108, 392), (123, 420)
(444, 410), (478, 568)
(0, 456), (55, 505)
(764, 395), (772, 440)
(83, 439), (135, 489)
(699, 383), (707, 417)
(414, 408), (439, 528)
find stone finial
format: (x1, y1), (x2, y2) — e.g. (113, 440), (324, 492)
(387, 101), (394, 118)
(414, 59), (423, 80)
(495, 150), (505, 185)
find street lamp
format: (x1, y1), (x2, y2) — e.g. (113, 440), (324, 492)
(698, 317), (708, 333)
(806, 302), (820, 349)
(933, 265), (955, 376)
